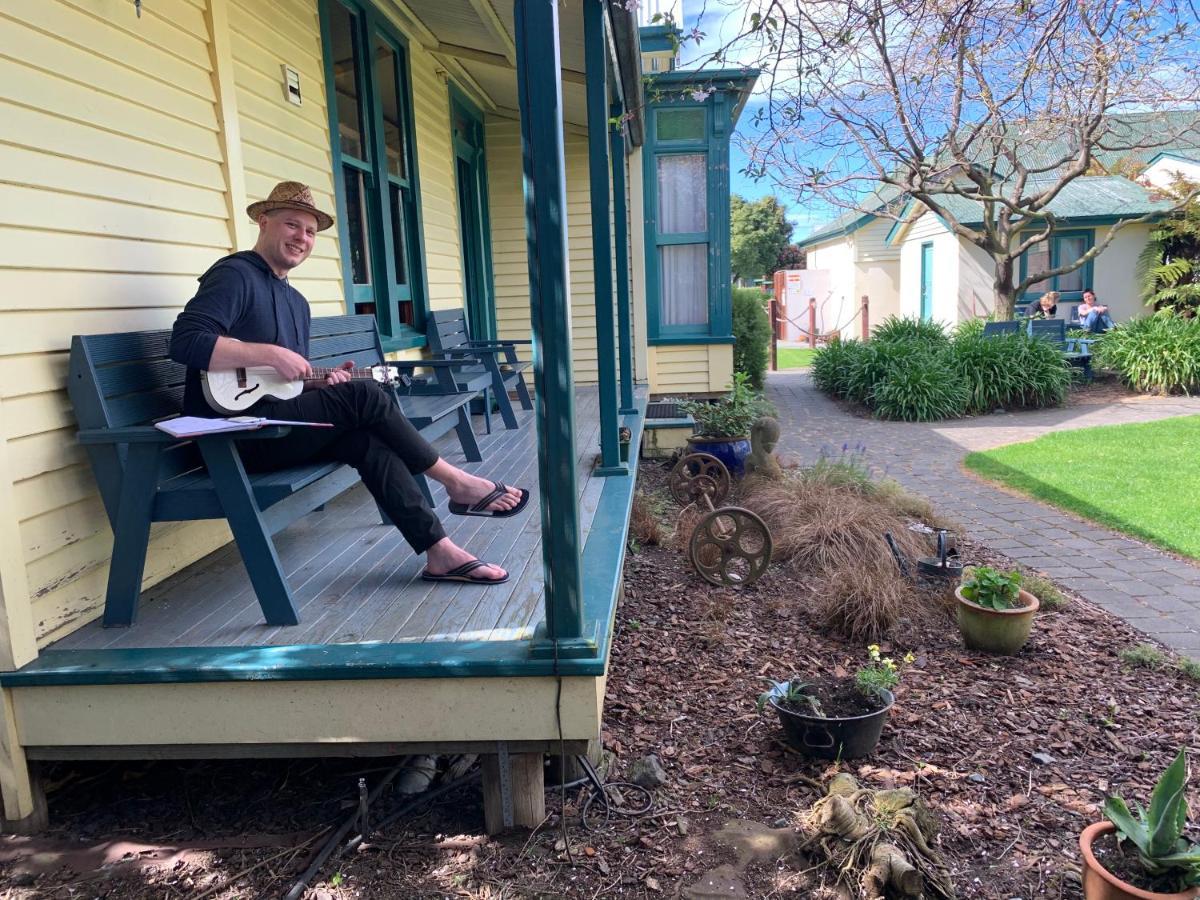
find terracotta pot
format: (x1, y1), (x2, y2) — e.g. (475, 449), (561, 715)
(1079, 821), (1199, 900)
(954, 586), (1039, 654)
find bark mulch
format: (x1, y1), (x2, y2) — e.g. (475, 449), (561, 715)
(1, 464), (1198, 899)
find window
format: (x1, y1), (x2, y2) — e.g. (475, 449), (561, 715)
(322, 0), (425, 345)
(644, 98), (732, 342)
(1019, 229), (1094, 303)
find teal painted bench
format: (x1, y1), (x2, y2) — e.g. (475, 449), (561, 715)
(68, 314), (481, 629)
(427, 309), (533, 430)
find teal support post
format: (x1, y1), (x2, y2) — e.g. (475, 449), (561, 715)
(584, 0), (625, 477)
(513, 0), (591, 653)
(609, 106), (636, 415)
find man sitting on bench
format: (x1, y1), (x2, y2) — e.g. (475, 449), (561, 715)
(169, 181), (528, 586)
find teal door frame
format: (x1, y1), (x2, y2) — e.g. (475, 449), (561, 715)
(450, 86), (497, 341)
(919, 241), (934, 321)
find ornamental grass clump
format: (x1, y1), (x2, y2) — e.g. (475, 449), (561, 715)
(810, 336), (864, 398)
(872, 315), (951, 350)
(869, 353), (969, 421)
(1094, 312), (1200, 394)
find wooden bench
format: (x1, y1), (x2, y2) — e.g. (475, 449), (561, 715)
(1028, 318), (1093, 380)
(68, 314), (482, 629)
(427, 309), (533, 430)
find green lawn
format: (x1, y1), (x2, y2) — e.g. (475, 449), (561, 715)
(964, 416), (1200, 560)
(777, 347), (818, 369)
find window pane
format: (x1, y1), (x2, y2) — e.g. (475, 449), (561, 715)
(657, 108), (705, 141)
(659, 244), (708, 325)
(329, 3), (366, 160)
(343, 165), (371, 285)
(657, 154), (707, 233)
(1024, 240), (1050, 292)
(389, 182), (408, 287)
(374, 38), (407, 179)
(1056, 235), (1087, 292)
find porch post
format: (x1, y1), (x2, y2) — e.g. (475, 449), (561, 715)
(513, 0), (586, 647)
(610, 105), (636, 415)
(584, 0), (624, 476)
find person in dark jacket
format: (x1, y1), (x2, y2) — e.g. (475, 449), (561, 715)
(170, 181), (526, 586)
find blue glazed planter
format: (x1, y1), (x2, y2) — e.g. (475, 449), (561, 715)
(688, 437), (752, 476)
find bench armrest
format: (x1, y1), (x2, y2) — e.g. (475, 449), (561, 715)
(464, 339), (533, 347)
(389, 358), (483, 368)
(78, 425), (293, 445)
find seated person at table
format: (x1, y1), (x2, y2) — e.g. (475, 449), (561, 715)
(1077, 288), (1115, 333)
(169, 181), (529, 586)
(1028, 291), (1060, 319)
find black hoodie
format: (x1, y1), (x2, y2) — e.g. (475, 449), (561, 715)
(169, 250), (311, 416)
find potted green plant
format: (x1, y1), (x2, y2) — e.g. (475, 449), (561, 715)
(1080, 749), (1200, 899)
(678, 373), (775, 475)
(955, 566), (1040, 654)
(757, 645), (913, 759)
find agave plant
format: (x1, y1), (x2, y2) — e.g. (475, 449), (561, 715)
(1104, 749), (1200, 889)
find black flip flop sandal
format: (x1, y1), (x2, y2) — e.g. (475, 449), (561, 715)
(448, 481), (530, 518)
(421, 559), (510, 585)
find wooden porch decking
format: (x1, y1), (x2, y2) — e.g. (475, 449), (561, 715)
(50, 387), (612, 653)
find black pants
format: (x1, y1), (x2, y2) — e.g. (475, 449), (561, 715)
(236, 380), (447, 554)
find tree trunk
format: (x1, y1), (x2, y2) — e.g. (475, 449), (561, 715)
(993, 257), (1017, 320)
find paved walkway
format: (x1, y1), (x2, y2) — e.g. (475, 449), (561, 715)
(768, 372), (1200, 658)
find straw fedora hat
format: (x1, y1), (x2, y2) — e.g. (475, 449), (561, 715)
(246, 181), (335, 231)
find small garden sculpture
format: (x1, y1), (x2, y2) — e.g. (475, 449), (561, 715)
(744, 415), (783, 479)
(668, 451), (772, 587)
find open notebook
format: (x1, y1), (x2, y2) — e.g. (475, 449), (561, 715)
(154, 416), (334, 439)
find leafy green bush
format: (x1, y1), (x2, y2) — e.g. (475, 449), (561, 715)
(678, 372), (775, 438)
(952, 318), (987, 340)
(869, 353), (968, 421)
(959, 566), (1023, 609)
(948, 332), (1071, 414)
(842, 340), (915, 405)
(1094, 312), (1200, 394)
(872, 315), (951, 350)
(731, 287), (772, 389)
(810, 337), (865, 397)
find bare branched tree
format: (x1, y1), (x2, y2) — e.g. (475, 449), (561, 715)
(690, 0), (1200, 317)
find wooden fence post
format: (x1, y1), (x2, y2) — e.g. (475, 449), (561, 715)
(861, 295), (870, 341)
(769, 298), (779, 371)
(807, 297), (817, 349)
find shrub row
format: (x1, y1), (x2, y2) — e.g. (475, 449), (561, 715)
(1093, 312), (1200, 394)
(812, 316), (1072, 421)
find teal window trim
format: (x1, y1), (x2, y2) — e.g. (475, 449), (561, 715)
(318, 0), (430, 341)
(448, 82), (498, 341)
(1018, 228), (1095, 303)
(643, 95), (733, 342)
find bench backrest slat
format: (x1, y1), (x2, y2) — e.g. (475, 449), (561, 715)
(427, 308), (472, 354)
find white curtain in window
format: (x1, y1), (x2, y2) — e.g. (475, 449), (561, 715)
(1057, 236), (1087, 291)
(657, 154), (707, 233)
(660, 244), (709, 325)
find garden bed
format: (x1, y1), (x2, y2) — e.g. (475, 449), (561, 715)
(1, 462), (1199, 899)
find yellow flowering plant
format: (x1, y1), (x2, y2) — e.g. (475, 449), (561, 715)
(854, 644), (915, 697)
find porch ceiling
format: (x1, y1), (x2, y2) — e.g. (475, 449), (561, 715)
(383, 0), (593, 126)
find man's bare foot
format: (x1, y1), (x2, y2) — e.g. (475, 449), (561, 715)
(446, 472), (524, 513)
(424, 538), (507, 581)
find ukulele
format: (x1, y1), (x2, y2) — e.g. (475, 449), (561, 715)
(201, 364), (407, 415)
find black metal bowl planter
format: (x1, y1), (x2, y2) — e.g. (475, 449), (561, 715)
(668, 452), (772, 587)
(768, 685), (895, 760)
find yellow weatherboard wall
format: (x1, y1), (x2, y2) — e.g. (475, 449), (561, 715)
(0, 0), (467, 653)
(647, 345), (733, 394)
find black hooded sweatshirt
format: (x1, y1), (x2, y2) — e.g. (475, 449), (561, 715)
(169, 250), (311, 416)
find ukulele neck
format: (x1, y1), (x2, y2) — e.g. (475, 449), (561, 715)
(302, 367), (378, 382)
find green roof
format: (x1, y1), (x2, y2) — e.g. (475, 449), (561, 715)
(794, 186), (904, 247)
(924, 175), (1176, 229)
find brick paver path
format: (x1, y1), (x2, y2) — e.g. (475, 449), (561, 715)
(768, 372), (1200, 658)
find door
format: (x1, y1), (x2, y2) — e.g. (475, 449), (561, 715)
(451, 90), (496, 340)
(919, 242), (934, 321)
